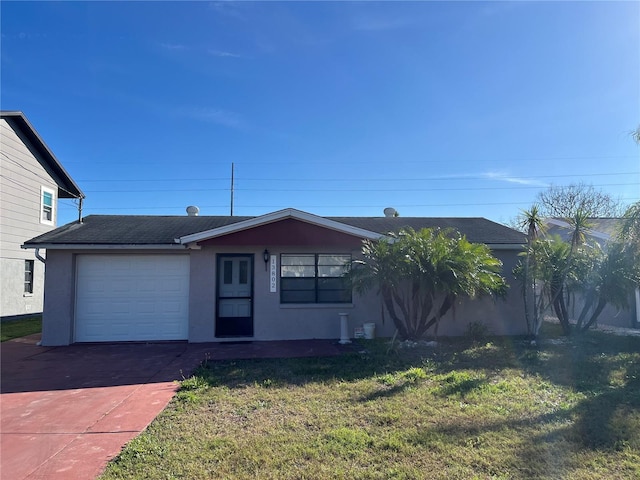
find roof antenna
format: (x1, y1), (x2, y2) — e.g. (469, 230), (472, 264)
(78, 197), (84, 223)
(230, 162), (234, 216)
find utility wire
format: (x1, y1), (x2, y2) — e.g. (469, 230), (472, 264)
(80, 181), (639, 194)
(75, 171), (639, 183)
(1, 151), (82, 198)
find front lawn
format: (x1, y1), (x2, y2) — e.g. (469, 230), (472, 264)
(0, 315), (42, 342)
(102, 325), (640, 479)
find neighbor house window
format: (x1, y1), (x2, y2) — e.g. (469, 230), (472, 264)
(280, 254), (351, 303)
(41, 186), (55, 225)
(24, 260), (34, 294)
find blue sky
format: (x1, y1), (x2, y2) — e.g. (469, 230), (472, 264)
(2, 1), (639, 226)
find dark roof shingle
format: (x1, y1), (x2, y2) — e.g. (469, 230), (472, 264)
(23, 214), (525, 246)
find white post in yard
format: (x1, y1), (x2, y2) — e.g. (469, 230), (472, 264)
(338, 313), (351, 344)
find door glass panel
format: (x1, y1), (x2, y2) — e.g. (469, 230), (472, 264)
(223, 260), (233, 284)
(217, 256), (254, 338)
(239, 260), (248, 284)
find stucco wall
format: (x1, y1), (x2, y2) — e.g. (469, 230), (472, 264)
(40, 246), (527, 345)
(0, 256), (45, 319)
(188, 248), (216, 342)
(188, 244), (363, 342)
(189, 245), (527, 342)
(566, 294), (638, 329)
(41, 250), (75, 345)
(332, 249), (527, 338)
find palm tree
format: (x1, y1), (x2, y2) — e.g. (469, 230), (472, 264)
(349, 228), (507, 340)
(618, 201), (640, 248)
(531, 236), (575, 335)
(567, 210), (593, 250)
(575, 242), (638, 331)
(517, 206), (545, 336)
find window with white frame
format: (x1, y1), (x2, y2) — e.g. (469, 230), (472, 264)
(24, 260), (34, 294)
(41, 186), (55, 225)
(280, 254), (351, 304)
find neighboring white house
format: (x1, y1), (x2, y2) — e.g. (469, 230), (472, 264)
(0, 111), (84, 320)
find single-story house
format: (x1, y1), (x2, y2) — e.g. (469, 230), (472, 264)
(23, 208), (527, 346)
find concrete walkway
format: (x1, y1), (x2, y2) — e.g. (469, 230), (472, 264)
(1, 335), (349, 480)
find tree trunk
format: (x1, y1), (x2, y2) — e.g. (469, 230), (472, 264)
(381, 289), (408, 339)
(575, 292), (596, 330)
(580, 298), (607, 332)
(552, 286), (572, 335)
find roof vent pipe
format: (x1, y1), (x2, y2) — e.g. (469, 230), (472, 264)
(186, 206), (200, 217)
(383, 207), (397, 218)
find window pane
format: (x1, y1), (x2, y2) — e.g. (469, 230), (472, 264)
(281, 255), (314, 266)
(42, 191), (53, 207)
(318, 265), (349, 277)
(239, 260), (248, 284)
(318, 255), (350, 277)
(42, 205), (53, 221)
(281, 265), (315, 278)
(317, 289), (351, 303)
(281, 277), (316, 304)
(281, 290), (316, 303)
(223, 260), (232, 284)
(281, 278), (315, 291)
(318, 254), (350, 266)
(318, 277), (347, 290)
(24, 260), (34, 294)
(280, 254), (351, 303)
(317, 277), (351, 303)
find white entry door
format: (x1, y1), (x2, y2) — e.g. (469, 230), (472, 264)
(216, 255), (253, 337)
(75, 255), (189, 342)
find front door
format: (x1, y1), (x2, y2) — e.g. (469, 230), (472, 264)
(216, 255), (253, 337)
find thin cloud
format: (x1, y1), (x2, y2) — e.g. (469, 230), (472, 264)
(482, 172), (549, 187)
(208, 49), (242, 58)
(177, 107), (243, 129)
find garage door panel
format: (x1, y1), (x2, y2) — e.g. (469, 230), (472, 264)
(75, 255), (190, 342)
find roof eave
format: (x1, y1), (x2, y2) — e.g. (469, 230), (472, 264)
(2, 111), (85, 199)
(22, 243), (186, 251)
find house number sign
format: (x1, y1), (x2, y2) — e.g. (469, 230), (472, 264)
(270, 255), (277, 293)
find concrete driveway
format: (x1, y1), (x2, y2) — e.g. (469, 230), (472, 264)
(1, 334), (349, 479)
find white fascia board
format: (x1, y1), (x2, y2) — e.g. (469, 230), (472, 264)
(177, 208), (384, 245)
(21, 244), (187, 251)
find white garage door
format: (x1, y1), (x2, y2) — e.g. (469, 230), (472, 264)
(75, 255), (190, 342)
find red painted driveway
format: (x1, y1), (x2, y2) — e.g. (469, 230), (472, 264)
(1, 334), (349, 479)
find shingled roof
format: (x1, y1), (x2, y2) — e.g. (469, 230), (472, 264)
(23, 213), (525, 247)
(545, 217), (623, 243)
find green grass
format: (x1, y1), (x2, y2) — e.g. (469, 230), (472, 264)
(101, 323), (640, 479)
(0, 315), (42, 342)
